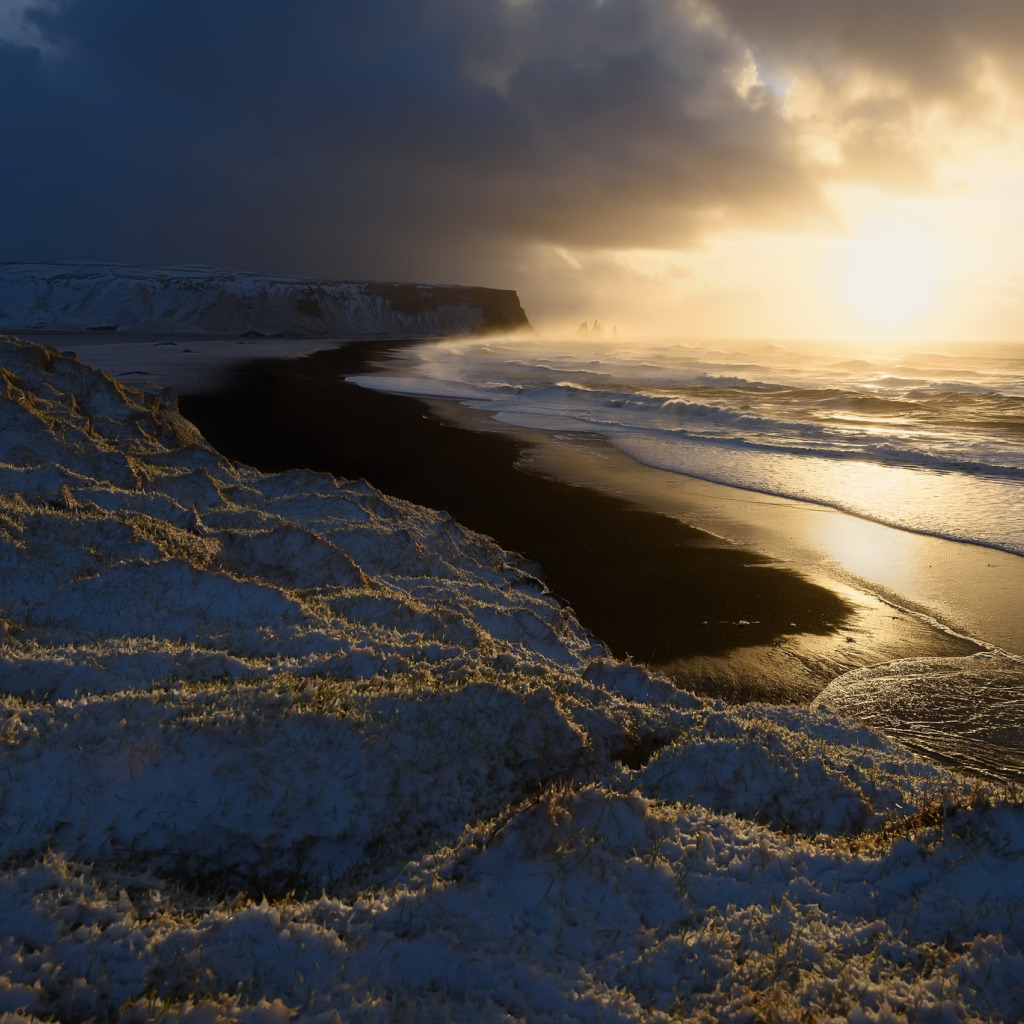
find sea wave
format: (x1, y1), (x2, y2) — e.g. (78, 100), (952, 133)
(443, 378), (1024, 478)
(351, 336), (1024, 556)
(610, 434), (1024, 557)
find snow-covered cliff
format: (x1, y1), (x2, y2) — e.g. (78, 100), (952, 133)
(1, 333), (1023, 1022)
(0, 261), (531, 336)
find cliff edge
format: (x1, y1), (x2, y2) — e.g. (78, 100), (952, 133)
(0, 261), (531, 337)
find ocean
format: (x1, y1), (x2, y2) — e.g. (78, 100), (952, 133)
(349, 335), (1024, 559)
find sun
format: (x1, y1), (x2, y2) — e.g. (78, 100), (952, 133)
(834, 220), (947, 328)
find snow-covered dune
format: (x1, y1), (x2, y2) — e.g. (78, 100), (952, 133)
(1, 333), (1023, 1022)
(0, 262), (531, 337)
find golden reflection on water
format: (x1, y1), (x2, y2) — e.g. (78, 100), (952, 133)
(812, 504), (916, 593)
(803, 462), (927, 592)
(791, 456), (986, 601)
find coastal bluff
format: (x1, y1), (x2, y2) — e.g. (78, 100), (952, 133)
(0, 260), (531, 337)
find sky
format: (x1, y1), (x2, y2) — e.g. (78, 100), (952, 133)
(2, 0), (1024, 341)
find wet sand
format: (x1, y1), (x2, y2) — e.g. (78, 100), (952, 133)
(179, 340), (982, 703)
(511, 427), (1024, 657)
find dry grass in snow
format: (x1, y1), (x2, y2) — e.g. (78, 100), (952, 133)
(0, 334), (1022, 1022)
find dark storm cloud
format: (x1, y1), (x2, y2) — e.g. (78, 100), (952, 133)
(0, 0), (829, 283)
(715, 0), (1024, 189)
(715, 0), (1024, 99)
(3, 0), (1017, 285)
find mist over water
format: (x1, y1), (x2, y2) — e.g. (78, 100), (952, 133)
(350, 336), (1024, 557)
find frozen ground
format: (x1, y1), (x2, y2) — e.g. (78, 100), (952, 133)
(1, 333), (1023, 1022)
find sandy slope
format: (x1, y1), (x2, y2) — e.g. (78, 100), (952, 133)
(1, 333), (1023, 1022)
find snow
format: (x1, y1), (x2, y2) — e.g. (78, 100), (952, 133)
(1, 332), (1023, 1022)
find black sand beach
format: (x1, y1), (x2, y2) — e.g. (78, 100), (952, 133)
(180, 339), (981, 702)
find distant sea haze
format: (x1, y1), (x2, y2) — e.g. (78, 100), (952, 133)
(350, 337), (1024, 558)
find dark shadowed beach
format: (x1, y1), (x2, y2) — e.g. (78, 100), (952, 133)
(180, 339), (981, 702)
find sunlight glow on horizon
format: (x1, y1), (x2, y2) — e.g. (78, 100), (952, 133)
(520, 65), (1024, 348)
(833, 219), (948, 331)
(529, 169), (1024, 345)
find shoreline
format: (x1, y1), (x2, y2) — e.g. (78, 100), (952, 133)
(504, 419), (1024, 658)
(178, 339), (984, 702)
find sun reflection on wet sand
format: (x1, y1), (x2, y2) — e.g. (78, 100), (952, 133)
(509, 428), (1024, 657)
(809, 494), (933, 600)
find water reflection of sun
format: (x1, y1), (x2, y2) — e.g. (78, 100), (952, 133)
(814, 507), (914, 591)
(835, 221), (947, 327)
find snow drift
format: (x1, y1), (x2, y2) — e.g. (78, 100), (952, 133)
(0, 262), (531, 337)
(1, 333), (1023, 1022)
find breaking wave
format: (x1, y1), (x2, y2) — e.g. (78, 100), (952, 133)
(348, 336), (1024, 556)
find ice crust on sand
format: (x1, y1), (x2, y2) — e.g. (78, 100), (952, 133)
(815, 654), (1024, 781)
(1, 334), (1023, 1022)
